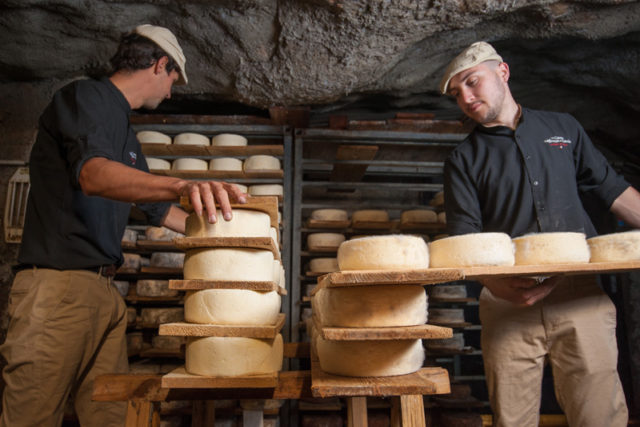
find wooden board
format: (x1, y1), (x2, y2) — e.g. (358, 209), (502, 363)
(161, 367), (279, 389)
(313, 270), (463, 294)
(151, 169), (283, 180)
(179, 196), (279, 229)
(316, 323), (453, 341)
(350, 220), (398, 230)
(429, 297), (477, 304)
(461, 261), (640, 280)
(306, 245), (340, 253)
(174, 236), (281, 261)
(306, 219), (351, 229)
(159, 313), (285, 338)
(169, 279), (285, 295)
(135, 240), (178, 252)
(141, 143), (284, 157)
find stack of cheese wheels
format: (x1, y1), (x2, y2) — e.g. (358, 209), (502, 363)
(587, 230), (640, 262)
(173, 132), (210, 146)
(512, 232), (590, 265)
(180, 208), (283, 377)
(243, 155), (281, 172)
(212, 133), (248, 146)
(312, 234), (430, 377)
(209, 157), (243, 171)
(137, 130), (172, 145)
(429, 233), (515, 268)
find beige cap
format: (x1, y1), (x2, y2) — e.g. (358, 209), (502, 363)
(439, 41), (502, 94)
(135, 24), (188, 85)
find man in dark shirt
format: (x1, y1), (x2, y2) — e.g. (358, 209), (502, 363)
(1, 25), (245, 426)
(440, 42), (640, 426)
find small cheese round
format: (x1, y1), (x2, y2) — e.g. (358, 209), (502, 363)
(428, 233), (514, 268)
(121, 253), (141, 272)
(185, 210), (271, 238)
(243, 155), (281, 171)
(141, 307), (184, 326)
(172, 158), (208, 171)
(185, 334), (283, 377)
(400, 209), (438, 223)
(351, 209), (389, 222)
(122, 228), (138, 244)
(145, 157), (171, 170)
(307, 233), (345, 249)
(428, 308), (465, 324)
(513, 232), (590, 265)
(425, 332), (465, 350)
(429, 284), (467, 300)
(150, 252), (185, 268)
(184, 248), (274, 281)
(136, 280), (179, 297)
(309, 257), (339, 273)
(313, 285), (427, 327)
(248, 184), (284, 197)
(337, 235), (429, 271)
(209, 157), (243, 171)
(184, 289), (281, 325)
(137, 130), (172, 145)
(315, 337), (424, 377)
(211, 133), (248, 147)
(310, 209), (348, 221)
(587, 230), (640, 262)
(173, 133), (210, 146)
(145, 226), (184, 241)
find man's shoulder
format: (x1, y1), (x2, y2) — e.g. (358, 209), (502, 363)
(57, 77), (110, 98)
(522, 107), (578, 127)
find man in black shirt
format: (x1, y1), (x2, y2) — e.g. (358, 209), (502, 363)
(440, 42), (640, 426)
(1, 25), (246, 426)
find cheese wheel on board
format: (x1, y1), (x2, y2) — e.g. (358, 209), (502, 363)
(307, 233), (345, 249)
(587, 230), (640, 262)
(112, 280), (130, 297)
(429, 233), (514, 268)
(400, 209), (438, 223)
(428, 308), (465, 324)
(150, 252), (185, 268)
(309, 257), (339, 273)
(425, 332), (465, 350)
(185, 210), (271, 238)
(173, 132), (210, 146)
(141, 307), (184, 326)
(351, 209), (388, 222)
(120, 253), (141, 272)
(172, 158), (208, 171)
(184, 289), (281, 325)
(183, 248), (274, 281)
(209, 157), (243, 171)
(429, 284), (467, 300)
(337, 235), (429, 271)
(145, 226), (184, 241)
(211, 133), (248, 147)
(145, 157), (171, 170)
(136, 280), (179, 297)
(313, 285), (427, 327)
(248, 184), (283, 197)
(243, 155), (281, 172)
(137, 130), (172, 145)
(513, 232), (590, 265)
(315, 336), (424, 377)
(310, 209), (348, 221)
(185, 334), (283, 377)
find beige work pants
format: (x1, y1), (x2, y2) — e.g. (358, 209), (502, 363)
(480, 275), (628, 427)
(0, 268), (128, 427)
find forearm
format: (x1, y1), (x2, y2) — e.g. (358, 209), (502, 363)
(610, 186), (640, 228)
(161, 205), (189, 234)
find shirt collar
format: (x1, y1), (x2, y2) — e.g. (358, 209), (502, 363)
(100, 77), (131, 114)
(475, 105), (526, 136)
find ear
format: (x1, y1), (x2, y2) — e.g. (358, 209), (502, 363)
(153, 56), (169, 75)
(497, 62), (510, 83)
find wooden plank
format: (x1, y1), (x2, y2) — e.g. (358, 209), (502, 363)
(141, 143), (283, 157)
(179, 196), (279, 229)
(150, 169), (283, 180)
(161, 367), (279, 389)
(173, 236), (281, 261)
(350, 220), (398, 230)
(398, 395), (426, 427)
(314, 270), (463, 293)
(169, 279), (281, 293)
(330, 145), (379, 182)
(134, 240), (178, 252)
(306, 219), (351, 229)
(347, 397), (368, 427)
(307, 245), (340, 253)
(159, 313), (285, 338)
(317, 323), (453, 341)
(125, 400), (159, 427)
(461, 261), (640, 280)
(192, 401), (215, 427)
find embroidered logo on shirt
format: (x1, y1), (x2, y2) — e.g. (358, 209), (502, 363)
(129, 151), (137, 165)
(543, 136), (571, 149)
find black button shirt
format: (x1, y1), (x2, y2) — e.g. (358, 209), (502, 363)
(18, 77), (171, 269)
(444, 108), (629, 238)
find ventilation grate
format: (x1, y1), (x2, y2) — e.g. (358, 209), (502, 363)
(4, 167), (30, 244)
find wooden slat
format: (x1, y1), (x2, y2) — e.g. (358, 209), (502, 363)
(317, 323), (452, 341)
(125, 400), (160, 427)
(192, 401), (216, 427)
(347, 397), (368, 427)
(179, 196), (279, 229)
(174, 237), (281, 261)
(397, 395), (426, 427)
(330, 145), (379, 183)
(141, 143), (283, 157)
(314, 270), (463, 293)
(169, 279), (284, 294)
(161, 367), (278, 389)
(134, 240), (178, 252)
(307, 245), (340, 253)
(306, 219), (351, 229)
(350, 220), (398, 230)
(159, 313), (285, 338)
(461, 261), (640, 280)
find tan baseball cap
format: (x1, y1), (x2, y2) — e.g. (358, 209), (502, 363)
(135, 24), (188, 85)
(439, 41), (502, 95)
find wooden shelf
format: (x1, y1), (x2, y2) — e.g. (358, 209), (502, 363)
(159, 313), (286, 338)
(162, 367), (279, 389)
(315, 322), (453, 341)
(350, 220), (398, 230)
(150, 169), (283, 180)
(141, 143), (284, 157)
(169, 279), (286, 295)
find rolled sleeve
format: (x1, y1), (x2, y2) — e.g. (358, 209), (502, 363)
(444, 151), (483, 235)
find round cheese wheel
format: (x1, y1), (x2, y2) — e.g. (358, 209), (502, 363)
(150, 252), (184, 268)
(309, 257), (339, 273)
(248, 184), (284, 197)
(351, 209), (388, 222)
(136, 280), (179, 297)
(137, 130), (172, 145)
(145, 226), (184, 241)
(120, 253), (141, 272)
(315, 337), (424, 377)
(425, 332), (464, 350)
(211, 133), (248, 147)
(233, 183), (249, 194)
(185, 334), (283, 376)
(209, 157), (243, 171)
(310, 209), (348, 221)
(307, 233), (345, 249)
(145, 157), (171, 170)
(183, 248), (274, 281)
(513, 232), (589, 265)
(429, 284), (467, 300)
(243, 155), (281, 171)
(428, 233), (514, 268)
(313, 285), (427, 327)
(401, 209), (438, 223)
(587, 230), (640, 262)
(173, 133), (210, 146)
(172, 158), (208, 171)
(185, 210), (271, 238)
(184, 289), (281, 325)
(122, 228), (138, 243)
(337, 235), (429, 271)
(428, 308), (465, 324)
(141, 307), (184, 326)
(152, 335), (184, 351)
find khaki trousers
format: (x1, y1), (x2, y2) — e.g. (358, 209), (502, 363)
(479, 275), (628, 427)
(0, 268), (128, 427)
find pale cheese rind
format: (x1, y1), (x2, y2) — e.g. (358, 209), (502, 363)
(185, 210), (271, 238)
(337, 235), (429, 271)
(513, 232), (589, 265)
(184, 289), (281, 325)
(587, 230), (640, 262)
(183, 248), (274, 281)
(428, 232), (514, 268)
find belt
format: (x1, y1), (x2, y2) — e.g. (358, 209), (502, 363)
(12, 264), (118, 278)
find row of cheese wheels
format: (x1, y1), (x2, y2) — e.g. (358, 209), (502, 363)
(146, 154), (281, 172)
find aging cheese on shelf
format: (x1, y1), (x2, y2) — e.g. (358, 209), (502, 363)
(211, 133), (248, 146)
(141, 307), (184, 327)
(145, 157), (171, 170)
(112, 280), (130, 297)
(309, 257), (339, 273)
(310, 209), (348, 222)
(429, 284), (467, 300)
(248, 184), (283, 197)
(513, 232), (590, 265)
(120, 253), (141, 272)
(351, 209), (389, 222)
(145, 226), (184, 241)
(184, 289), (281, 325)
(121, 228), (138, 244)
(152, 335), (185, 350)
(307, 233), (345, 249)
(428, 233), (514, 268)
(243, 155), (281, 171)
(312, 285), (427, 327)
(587, 230), (640, 262)
(209, 157), (243, 171)
(172, 158), (208, 171)
(183, 248), (274, 282)
(337, 235), (429, 271)
(185, 334), (283, 377)
(425, 332), (465, 350)
(137, 130), (172, 145)
(185, 209), (271, 238)
(136, 280), (179, 297)
(400, 209), (438, 223)
(173, 132), (210, 146)
(428, 308), (465, 324)
(149, 252), (185, 268)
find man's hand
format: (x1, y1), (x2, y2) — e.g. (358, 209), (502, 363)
(183, 181), (247, 223)
(480, 276), (561, 306)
